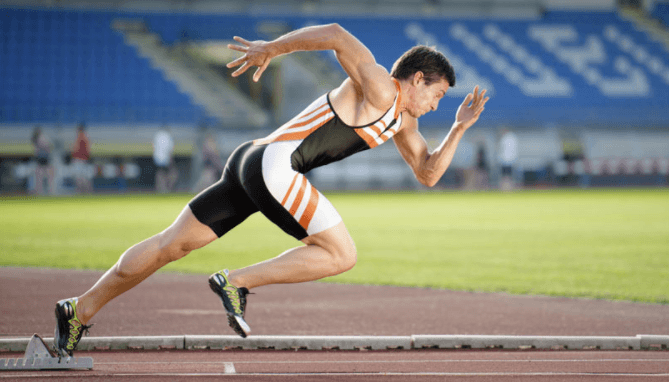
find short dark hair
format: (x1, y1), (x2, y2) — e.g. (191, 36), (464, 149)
(391, 45), (456, 87)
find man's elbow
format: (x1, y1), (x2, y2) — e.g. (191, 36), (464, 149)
(326, 23), (346, 41)
(422, 178), (440, 188)
(416, 171), (439, 188)
(327, 23), (343, 32)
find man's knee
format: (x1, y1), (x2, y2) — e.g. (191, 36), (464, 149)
(304, 222), (357, 274)
(330, 238), (357, 274)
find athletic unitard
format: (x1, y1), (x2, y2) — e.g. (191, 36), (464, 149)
(189, 79), (404, 240)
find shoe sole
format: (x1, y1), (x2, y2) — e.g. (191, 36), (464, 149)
(54, 302), (72, 357)
(208, 277), (251, 338)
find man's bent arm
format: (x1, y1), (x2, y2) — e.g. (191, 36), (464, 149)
(394, 117), (467, 187)
(267, 24), (346, 56)
(227, 24), (395, 106)
(394, 86), (488, 187)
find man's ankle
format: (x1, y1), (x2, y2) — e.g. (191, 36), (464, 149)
(75, 298), (90, 325)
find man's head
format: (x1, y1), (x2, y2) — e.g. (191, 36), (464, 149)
(391, 45), (456, 87)
(391, 46), (456, 118)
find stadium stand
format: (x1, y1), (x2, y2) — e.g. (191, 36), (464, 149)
(1, 1), (668, 192)
(0, 8), (208, 124)
(2, 7), (669, 127)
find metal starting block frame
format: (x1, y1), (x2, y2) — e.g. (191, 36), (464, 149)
(0, 334), (93, 371)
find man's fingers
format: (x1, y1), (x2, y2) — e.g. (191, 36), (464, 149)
(227, 44), (248, 53)
(475, 97), (488, 116)
(226, 55), (247, 68)
(253, 60), (270, 82)
(462, 93), (474, 106)
(233, 36), (251, 45)
(474, 97), (488, 113)
(479, 96), (489, 112)
(477, 89), (487, 105)
(232, 62), (250, 77)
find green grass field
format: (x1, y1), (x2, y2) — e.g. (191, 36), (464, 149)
(1, 189), (668, 303)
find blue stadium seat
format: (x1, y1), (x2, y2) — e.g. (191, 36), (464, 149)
(0, 8), (210, 125)
(2, 7), (669, 127)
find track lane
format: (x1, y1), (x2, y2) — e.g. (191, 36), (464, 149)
(2, 350), (668, 380)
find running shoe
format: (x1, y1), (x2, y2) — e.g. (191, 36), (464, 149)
(208, 269), (251, 338)
(54, 297), (92, 357)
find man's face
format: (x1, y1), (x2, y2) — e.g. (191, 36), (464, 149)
(407, 73), (450, 118)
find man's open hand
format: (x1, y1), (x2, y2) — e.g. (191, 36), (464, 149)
(226, 36), (274, 82)
(455, 85), (489, 130)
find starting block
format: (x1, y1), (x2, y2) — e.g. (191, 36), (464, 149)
(0, 334), (93, 371)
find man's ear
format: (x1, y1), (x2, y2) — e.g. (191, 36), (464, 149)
(412, 71), (424, 86)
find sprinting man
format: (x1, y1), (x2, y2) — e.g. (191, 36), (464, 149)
(54, 23), (488, 356)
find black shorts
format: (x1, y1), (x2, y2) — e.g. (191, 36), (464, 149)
(188, 141), (326, 240)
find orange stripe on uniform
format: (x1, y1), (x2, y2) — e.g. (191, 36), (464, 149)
(298, 185), (320, 230)
(367, 123), (383, 136)
(355, 128), (378, 148)
(281, 173), (300, 207)
(253, 102), (330, 146)
(288, 176), (309, 216)
(374, 120), (391, 143)
(273, 115), (334, 143)
(285, 107), (332, 132)
(378, 133), (392, 144)
(295, 102), (330, 124)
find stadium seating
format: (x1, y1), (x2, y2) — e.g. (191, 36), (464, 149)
(0, 8), (207, 124)
(137, 10), (669, 127)
(2, 7), (669, 129)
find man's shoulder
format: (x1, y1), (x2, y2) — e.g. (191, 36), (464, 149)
(339, 71), (396, 103)
(366, 71), (398, 111)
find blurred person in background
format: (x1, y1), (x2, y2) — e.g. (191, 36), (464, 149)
(475, 139), (489, 190)
(497, 127), (518, 191)
(71, 122), (93, 194)
(53, 23), (488, 355)
(192, 130), (224, 193)
(31, 125), (54, 195)
(153, 126), (177, 193)
(461, 140), (477, 190)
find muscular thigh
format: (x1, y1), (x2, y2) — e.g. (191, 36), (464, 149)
(188, 143), (260, 237)
(162, 205), (219, 251)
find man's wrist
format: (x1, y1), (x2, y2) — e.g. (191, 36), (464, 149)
(264, 41), (281, 59)
(451, 122), (468, 133)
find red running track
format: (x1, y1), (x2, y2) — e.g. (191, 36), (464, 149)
(2, 350), (669, 381)
(1, 268), (669, 381)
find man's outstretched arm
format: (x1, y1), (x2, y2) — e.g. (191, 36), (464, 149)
(226, 24), (395, 107)
(394, 86), (488, 187)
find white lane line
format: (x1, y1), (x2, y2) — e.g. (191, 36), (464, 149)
(224, 362), (235, 374)
(124, 372), (669, 377)
(97, 358), (669, 365)
(94, 360), (238, 371)
(4, 372), (669, 378)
